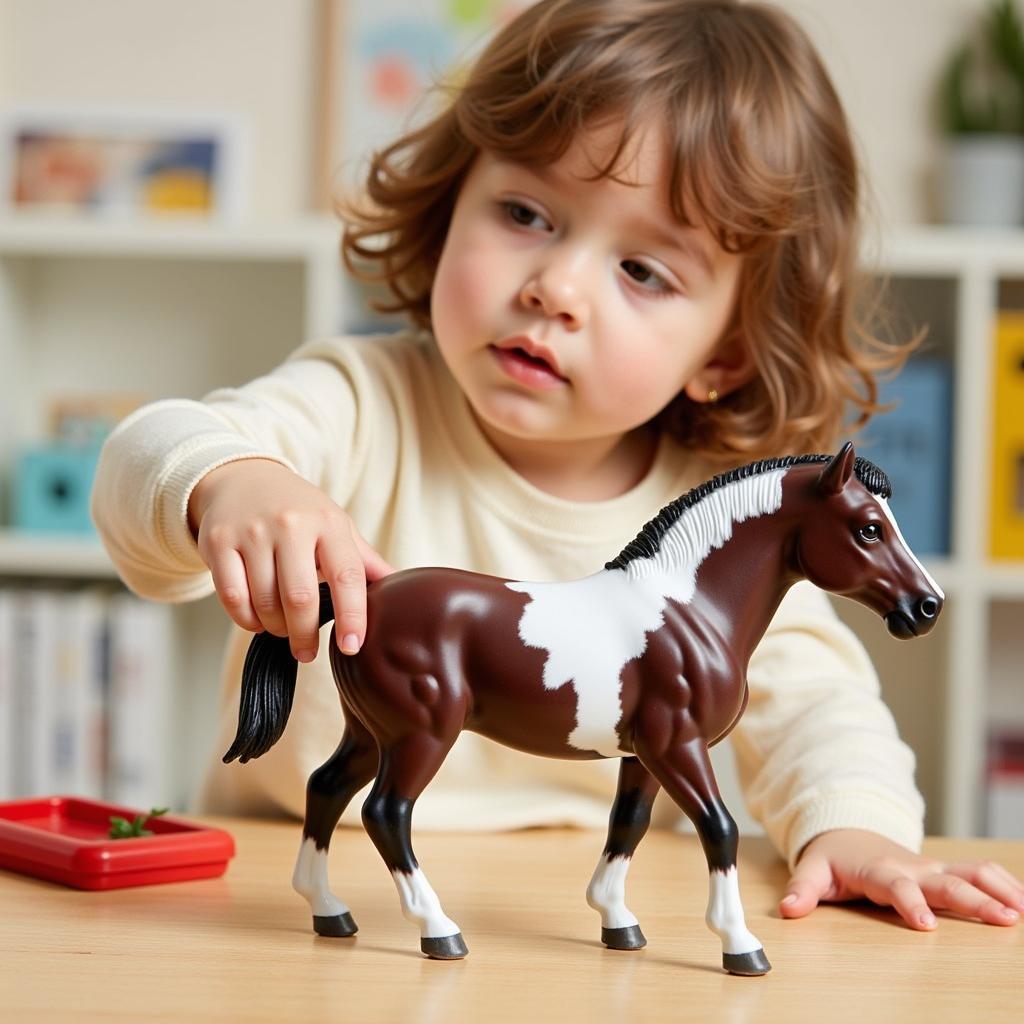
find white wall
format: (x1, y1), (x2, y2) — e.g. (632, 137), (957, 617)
(779, 0), (990, 227)
(0, 0), (997, 225)
(1, 0), (318, 218)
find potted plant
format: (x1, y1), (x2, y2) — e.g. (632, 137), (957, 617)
(938, 0), (1024, 226)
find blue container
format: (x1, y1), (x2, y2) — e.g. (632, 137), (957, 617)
(857, 358), (953, 557)
(13, 443), (102, 535)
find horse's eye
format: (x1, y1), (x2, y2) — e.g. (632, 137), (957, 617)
(857, 523), (882, 543)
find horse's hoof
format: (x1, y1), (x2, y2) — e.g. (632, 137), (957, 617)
(421, 933), (469, 960)
(601, 925), (647, 950)
(723, 948), (771, 976)
(313, 912), (358, 937)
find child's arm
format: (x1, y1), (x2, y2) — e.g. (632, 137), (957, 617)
(92, 338), (395, 654)
(731, 581), (1024, 928)
(780, 828), (1024, 929)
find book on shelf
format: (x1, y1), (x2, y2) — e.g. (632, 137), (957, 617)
(991, 311), (1024, 559)
(51, 588), (109, 798)
(0, 585), (174, 806)
(857, 356), (953, 557)
(106, 592), (174, 808)
(12, 590), (61, 797)
(0, 591), (13, 797)
(987, 731), (1024, 839)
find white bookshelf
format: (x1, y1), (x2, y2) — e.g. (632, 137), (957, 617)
(0, 213), (345, 467)
(0, 528), (112, 578)
(876, 227), (1024, 837)
(0, 213), (347, 808)
(1, 216), (1021, 834)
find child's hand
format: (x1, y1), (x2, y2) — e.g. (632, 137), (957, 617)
(187, 459), (394, 661)
(780, 828), (1024, 929)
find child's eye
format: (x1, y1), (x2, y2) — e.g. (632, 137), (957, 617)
(500, 200), (550, 231)
(621, 259), (674, 296)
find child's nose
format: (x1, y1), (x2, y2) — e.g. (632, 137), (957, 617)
(519, 261), (590, 330)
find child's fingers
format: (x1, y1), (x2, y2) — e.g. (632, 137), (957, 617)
(317, 531), (368, 654)
(922, 871), (1022, 926)
(861, 868), (935, 929)
(208, 548), (262, 632)
(943, 861), (1024, 913)
(274, 538), (323, 663)
(891, 876), (936, 930)
(241, 544), (288, 638)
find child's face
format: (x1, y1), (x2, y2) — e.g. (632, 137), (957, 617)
(430, 119), (745, 450)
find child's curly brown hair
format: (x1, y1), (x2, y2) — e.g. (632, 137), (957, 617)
(341, 0), (921, 466)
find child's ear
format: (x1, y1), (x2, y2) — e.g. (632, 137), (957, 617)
(683, 330), (755, 403)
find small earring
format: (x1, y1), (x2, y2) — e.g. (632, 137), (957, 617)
(707, 388), (719, 404)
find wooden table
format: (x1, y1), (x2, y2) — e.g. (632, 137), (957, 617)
(2, 818), (1021, 1023)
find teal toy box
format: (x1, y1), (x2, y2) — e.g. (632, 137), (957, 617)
(13, 443), (102, 535)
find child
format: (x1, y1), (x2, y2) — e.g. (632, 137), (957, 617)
(92, 0), (1023, 932)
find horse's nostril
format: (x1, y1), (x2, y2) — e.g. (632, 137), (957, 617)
(919, 596), (939, 619)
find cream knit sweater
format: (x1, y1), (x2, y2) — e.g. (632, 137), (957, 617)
(91, 330), (925, 868)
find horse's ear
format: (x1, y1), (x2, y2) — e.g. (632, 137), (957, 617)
(817, 441), (856, 496)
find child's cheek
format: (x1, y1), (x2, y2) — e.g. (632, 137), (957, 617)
(591, 352), (682, 422)
(434, 229), (499, 332)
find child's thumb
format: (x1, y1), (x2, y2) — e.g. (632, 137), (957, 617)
(779, 859), (831, 918)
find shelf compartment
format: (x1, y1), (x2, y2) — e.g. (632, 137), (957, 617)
(0, 529), (114, 578)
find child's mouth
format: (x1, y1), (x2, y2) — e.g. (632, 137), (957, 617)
(490, 344), (568, 390)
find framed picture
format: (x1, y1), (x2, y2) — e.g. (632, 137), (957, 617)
(317, 0), (530, 207)
(0, 105), (247, 221)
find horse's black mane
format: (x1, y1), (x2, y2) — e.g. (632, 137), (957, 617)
(605, 452), (892, 571)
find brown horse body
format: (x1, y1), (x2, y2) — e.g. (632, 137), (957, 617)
(225, 444), (942, 975)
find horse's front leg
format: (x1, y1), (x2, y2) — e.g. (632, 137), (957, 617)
(587, 756), (661, 950)
(635, 715), (770, 976)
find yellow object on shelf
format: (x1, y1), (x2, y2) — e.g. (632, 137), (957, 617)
(143, 170), (212, 213)
(991, 311), (1024, 558)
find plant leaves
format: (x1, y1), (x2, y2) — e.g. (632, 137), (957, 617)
(108, 806), (171, 839)
(941, 1), (1024, 134)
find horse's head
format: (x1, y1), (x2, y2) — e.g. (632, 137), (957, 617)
(792, 442), (943, 639)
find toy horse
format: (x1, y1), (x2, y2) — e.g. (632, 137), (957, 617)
(224, 443), (942, 976)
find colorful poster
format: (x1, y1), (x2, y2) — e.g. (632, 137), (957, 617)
(335, 0), (531, 192)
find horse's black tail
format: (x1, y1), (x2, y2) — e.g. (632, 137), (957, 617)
(222, 583), (336, 764)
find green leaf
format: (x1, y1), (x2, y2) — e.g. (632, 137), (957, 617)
(108, 806), (171, 839)
(108, 816), (133, 839)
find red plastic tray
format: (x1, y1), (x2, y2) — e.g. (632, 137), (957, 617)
(0, 796), (235, 890)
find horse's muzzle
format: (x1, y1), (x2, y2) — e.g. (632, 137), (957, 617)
(885, 594), (942, 639)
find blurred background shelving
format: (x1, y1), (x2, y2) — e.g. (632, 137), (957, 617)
(0, 216), (1021, 833)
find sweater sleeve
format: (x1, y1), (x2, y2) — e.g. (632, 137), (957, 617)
(729, 580), (925, 870)
(91, 338), (372, 603)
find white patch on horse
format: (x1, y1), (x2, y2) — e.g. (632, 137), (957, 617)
(586, 854), (638, 929)
(878, 497), (945, 600)
(707, 866), (762, 955)
(392, 868), (461, 939)
(292, 837), (350, 917)
(507, 471), (787, 756)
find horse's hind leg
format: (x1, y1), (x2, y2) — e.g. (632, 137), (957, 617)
(635, 722), (770, 976)
(292, 713), (378, 938)
(587, 756), (660, 950)
(362, 730), (467, 960)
